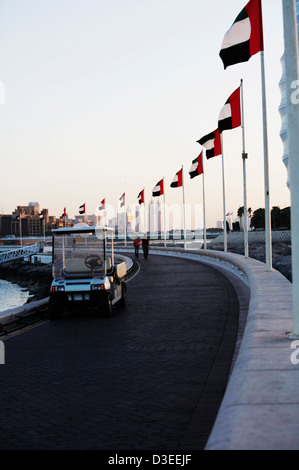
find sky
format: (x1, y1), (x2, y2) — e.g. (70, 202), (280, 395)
(0, 0), (291, 228)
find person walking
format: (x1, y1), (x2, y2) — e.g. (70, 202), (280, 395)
(142, 237), (150, 259)
(133, 236), (141, 258)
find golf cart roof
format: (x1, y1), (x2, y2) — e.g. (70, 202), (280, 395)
(52, 224), (114, 235)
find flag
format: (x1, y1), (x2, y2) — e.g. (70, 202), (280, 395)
(99, 199), (105, 210)
(170, 168), (183, 188)
(137, 189), (144, 205)
(219, 0), (264, 70)
(61, 207), (66, 218)
(39, 210), (44, 220)
(119, 193), (125, 208)
(197, 129), (222, 159)
(16, 213), (21, 221)
(218, 87), (241, 133)
(189, 152), (204, 179)
(152, 179), (164, 197)
(79, 203), (85, 215)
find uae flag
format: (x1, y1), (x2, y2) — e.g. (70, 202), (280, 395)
(218, 86), (241, 133)
(79, 203), (85, 215)
(137, 189), (144, 205)
(189, 152), (203, 179)
(170, 168), (183, 188)
(39, 210), (44, 220)
(197, 129), (222, 159)
(99, 199), (105, 210)
(152, 179), (164, 197)
(61, 207), (66, 218)
(16, 213), (21, 221)
(119, 193), (125, 208)
(219, 0), (264, 70)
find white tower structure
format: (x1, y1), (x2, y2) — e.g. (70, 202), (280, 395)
(279, 0), (299, 188)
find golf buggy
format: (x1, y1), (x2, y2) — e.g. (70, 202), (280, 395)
(48, 225), (127, 319)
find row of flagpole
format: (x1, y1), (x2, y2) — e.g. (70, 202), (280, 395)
(60, 1), (270, 267)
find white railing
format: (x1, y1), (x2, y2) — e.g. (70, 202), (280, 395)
(0, 244), (40, 264)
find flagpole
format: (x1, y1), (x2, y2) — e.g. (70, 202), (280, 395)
(124, 196), (127, 247)
(260, 51), (272, 271)
(182, 166), (186, 250)
(19, 216), (22, 246)
(143, 188), (146, 236)
(202, 152), (207, 249)
(163, 177), (166, 247)
(220, 134), (227, 252)
(282, 0), (299, 338)
(241, 79), (249, 257)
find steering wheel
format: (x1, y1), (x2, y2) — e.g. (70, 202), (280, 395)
(84, 255), (103, 271)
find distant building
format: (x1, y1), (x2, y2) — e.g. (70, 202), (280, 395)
(0, 215), (13, 235)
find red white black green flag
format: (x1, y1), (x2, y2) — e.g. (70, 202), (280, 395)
(152, 179), (164, 197)
(189, 152), (203, 179)
(137, 189), (144, 204)
(197, 129), (222, 159)
(170, 168), (183, 188)
(218, 86), (241, 133)
(99, 199), (105, 211)
(219, 0), (264, 70)
(119, 193), (125, 208)
(79, 203), (85, 215)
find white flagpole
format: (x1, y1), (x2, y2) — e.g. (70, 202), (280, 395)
(282, 0), (299, 338)
(182, 166), (186, 250)
(241, 79), (249, 257)
(143, 188), (146, 235)
(124, 195), (127, 247)
(220, 133), (227, 252)
(19, 216), (22, 246)
(163, 177), (166, 247)
(104, 200), (107, 226)
(260, 51), (272, 271)
(202, 152), (207, 249)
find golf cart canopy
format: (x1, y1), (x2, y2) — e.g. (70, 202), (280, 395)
(52, 225), (114, 280)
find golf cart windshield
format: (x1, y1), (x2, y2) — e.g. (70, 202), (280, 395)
(52, 227), (113, 280)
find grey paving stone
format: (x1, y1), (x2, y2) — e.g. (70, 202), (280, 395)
(0, 254), (241, 450)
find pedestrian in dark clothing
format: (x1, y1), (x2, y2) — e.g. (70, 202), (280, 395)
(133, 237), (141, 258)
(142, 237), (150, 259)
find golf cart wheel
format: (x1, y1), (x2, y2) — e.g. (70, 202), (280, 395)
(116, 282), (126, 308)
(48, 295), (64, 320)
(100, 292), (112, 317)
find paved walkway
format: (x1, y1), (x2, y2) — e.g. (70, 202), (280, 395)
(0, 253), (240, 450)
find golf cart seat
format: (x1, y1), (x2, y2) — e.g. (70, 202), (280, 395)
(63, 257), (102, 279)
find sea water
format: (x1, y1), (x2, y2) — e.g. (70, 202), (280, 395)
(0, 279), (31, 315)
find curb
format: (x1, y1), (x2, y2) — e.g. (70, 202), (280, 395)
(146, 247), (298, 450)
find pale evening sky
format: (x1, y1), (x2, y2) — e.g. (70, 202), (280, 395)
(0, 0), (291, 228)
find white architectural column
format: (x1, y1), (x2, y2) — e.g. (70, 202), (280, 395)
(282, 0), (299, 338)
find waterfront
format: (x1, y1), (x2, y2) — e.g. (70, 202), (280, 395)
(0, 279), (31, 313)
